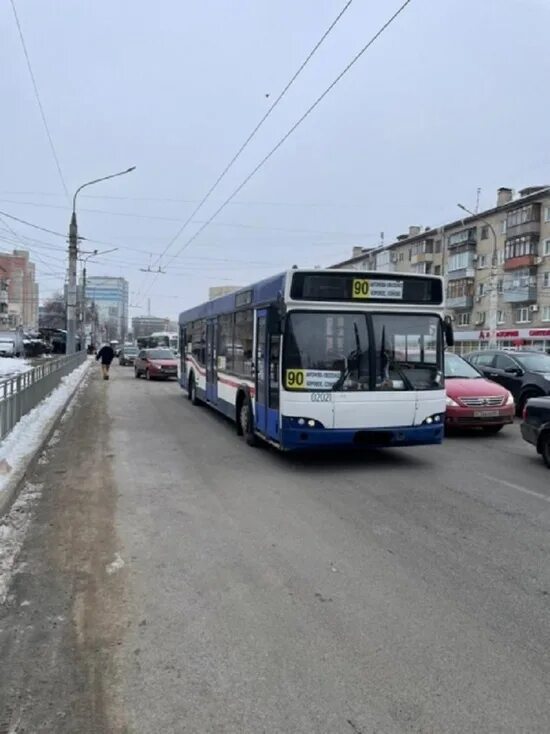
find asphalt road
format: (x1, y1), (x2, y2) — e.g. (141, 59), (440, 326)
(1, 364), (549, 733)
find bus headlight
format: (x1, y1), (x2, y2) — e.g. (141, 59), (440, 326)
(423, 413), (444, 425)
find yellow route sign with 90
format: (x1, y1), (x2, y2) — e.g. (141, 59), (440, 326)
(285, 369), (305, 389)
(352, 279), (370, 299)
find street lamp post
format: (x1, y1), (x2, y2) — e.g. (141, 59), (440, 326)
(457, 203), (499, 350)
(66, 166), (135, 354)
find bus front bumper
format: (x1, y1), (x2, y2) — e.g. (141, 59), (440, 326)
(280, 420), (444, 450)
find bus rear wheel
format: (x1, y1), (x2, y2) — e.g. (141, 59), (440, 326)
(189, 374), (200, 406)
(239, 396), (258, 447)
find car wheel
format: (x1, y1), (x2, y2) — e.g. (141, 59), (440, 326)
(189, 374), (200, 405)
(482, 424), (504, 435)
(541, 433), (550, 469)
(239, 396), (259, 447)
(134, 368), (140, 378)
(517, 389), (543, 416)
(145, 369), (152, 381)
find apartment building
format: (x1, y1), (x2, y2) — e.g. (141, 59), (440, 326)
(332, 185), (550, 353)
(0, 249), (39, 329)
(84, 276), (129, 342)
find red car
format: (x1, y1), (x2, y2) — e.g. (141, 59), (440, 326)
(134, 348), (178, 380)
(445, 352), (514, 433)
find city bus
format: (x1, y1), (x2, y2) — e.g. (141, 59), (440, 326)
(178, 269), (453, 450)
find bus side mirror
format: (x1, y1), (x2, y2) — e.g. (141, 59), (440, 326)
(443, 316), (454, 347)
(267, 306), (284, 335)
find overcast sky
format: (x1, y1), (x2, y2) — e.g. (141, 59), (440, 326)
(2, 0), (549, 320)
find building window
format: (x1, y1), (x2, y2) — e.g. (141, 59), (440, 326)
(477, 254), (486, 268)
(497, 249), (505, 266)
(544, 239), (550, 256)
(435, 240), (441, 254)
(399, 252), (404, 262)
(477, 283), (485, 297)
(448, 251), (472, 272)
(447, 228), (476, 247)
(500, 220), (507, 235)
(543, 306), (550, 322)
(507, 205), (538, 228)
(447, 278), (474, 299)
(497, 310), (506, 324)
(457, 312), (471, 326)
(434, 265), (441, 275)
(543, 272), (550, 288)
(515, 307), (530, 323)
(475, 312), (486, 325)
(505, 234), (539, 260)
(481, 226), (489, 240)
(544, 206), (550, 223)
(497, 279), (503, 294)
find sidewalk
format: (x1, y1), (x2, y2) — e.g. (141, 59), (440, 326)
(0, 367), (128, 734)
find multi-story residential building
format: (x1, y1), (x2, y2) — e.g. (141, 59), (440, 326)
(332, 185), (550, 353)
(84, 276), (128, 342)
(132, 315), (172, 339)
(0, 249), (38, 329)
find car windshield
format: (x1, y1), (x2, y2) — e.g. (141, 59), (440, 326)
(124, 348), (138, 355)
(147, 349), (174, 359)
(445, 352), (481, 378)
(283, 311), (443, 391)
(516, 353), (550, 372)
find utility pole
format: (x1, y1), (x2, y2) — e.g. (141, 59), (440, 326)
(66, 166), (135, 354)
(66, 212), (78, 354)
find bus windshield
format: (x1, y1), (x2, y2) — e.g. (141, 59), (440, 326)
(283, 311), (442, 391)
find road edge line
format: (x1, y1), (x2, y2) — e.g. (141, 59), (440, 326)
(0, 359), (92, 518)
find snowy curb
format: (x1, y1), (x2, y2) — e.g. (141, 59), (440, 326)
(0, 359), (92, 518)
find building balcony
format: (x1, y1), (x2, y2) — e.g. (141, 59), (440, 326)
(410, 252), (434, 265)
(502, 286), (537, 304)
(447, 267), (476, 281)
(506, 220), (540, 238)
(504, 255), (538, 271)
(447, 294), (474, 310)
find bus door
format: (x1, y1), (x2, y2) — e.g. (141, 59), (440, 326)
(205, 319), (218, 404)
(255, 310), (280, 441)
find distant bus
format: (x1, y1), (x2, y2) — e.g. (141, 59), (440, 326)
(178, 269), (453, 451)
(137, 332), (178, 352)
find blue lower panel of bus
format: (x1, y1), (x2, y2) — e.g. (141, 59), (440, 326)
(280, 418), (443, 450)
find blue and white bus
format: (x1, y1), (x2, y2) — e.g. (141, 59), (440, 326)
(178, 269), (453, 450)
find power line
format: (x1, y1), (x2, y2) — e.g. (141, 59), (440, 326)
(9, 0), (69, 202)
(146, 0), (356, 275)
(0, 209), (67, 238)
(138, 0), (413, 304)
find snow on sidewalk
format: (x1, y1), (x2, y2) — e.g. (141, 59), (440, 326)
(0, 359), (91, 497)
(0, 358), (91, 603)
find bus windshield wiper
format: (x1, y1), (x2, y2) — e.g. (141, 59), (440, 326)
(332, 322), (362, 392)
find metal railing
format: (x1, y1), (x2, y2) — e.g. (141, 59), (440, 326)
(0, 351), (88, 441)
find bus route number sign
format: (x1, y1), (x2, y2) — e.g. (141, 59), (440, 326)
(352, 278), (403, 300)
(286, 369), (305, 389)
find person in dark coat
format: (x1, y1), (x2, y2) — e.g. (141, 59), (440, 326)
(96, 344), (115, 380)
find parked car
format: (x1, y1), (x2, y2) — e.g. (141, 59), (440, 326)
(520, 396), (550, 468)
(134, 348), (178, 380)
(444, 352), (514, 433)
(119, 345), (139, 366)
(465, 349), (550, 415)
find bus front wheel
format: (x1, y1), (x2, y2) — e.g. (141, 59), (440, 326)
(239, 396), (258, 447)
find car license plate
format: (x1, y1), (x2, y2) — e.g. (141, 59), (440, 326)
(473, 409), (500, 418)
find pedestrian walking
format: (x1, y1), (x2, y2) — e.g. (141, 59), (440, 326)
(96, 343), (115, 380)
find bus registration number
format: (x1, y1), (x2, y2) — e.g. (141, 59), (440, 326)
(311, 392), (332, 402)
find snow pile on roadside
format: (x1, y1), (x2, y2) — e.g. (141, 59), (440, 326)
(0, 357), (31, 377)
(0, 482), (43, 604)
(0, 359), (91, 497)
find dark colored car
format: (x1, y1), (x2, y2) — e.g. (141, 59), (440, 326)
(465, 349), (550, 415)
(134, 348), (178, 380)
(444, 352), (514, 433)
(119, 345), (138, 366)
(521, 396), (550, 468)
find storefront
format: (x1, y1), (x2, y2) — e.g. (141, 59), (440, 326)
(453, 328), (550, 354)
